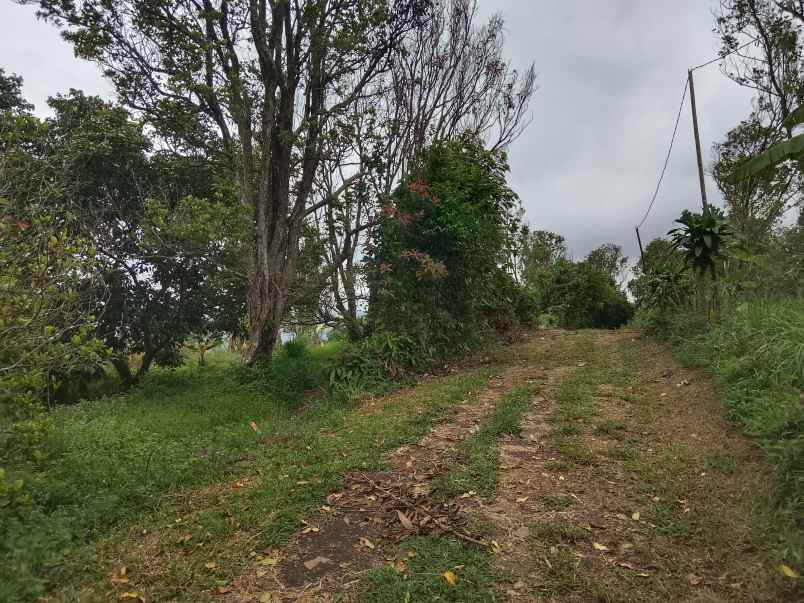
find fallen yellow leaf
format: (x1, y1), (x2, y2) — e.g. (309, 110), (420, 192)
(260, 557), (279, 566)
(592, 542), (609, 552)
(778, 564), (799, 578)
(489, 540), (501, 553)
(119, 593), (140, 601)
(442, 570), (458, 586)
(631, 511), (640, 521)
(204, 561), (217, 570)
(259, 593), (275, 603)
(516, 496), (529, 503)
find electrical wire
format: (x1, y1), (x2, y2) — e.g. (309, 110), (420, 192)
(636, 78), (688, 229)
(635, 37), (759, 231)
(690, 37), (758, 72)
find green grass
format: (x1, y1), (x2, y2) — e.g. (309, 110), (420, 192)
(594, 419), (627, 439)
(639, 296), (804, 512)
(530, 518), (589, 544)
(545, 335), (631, 469)
(359, 536), (498, 602)
(432, 386), (535, 501)
(538, 494), (575, 510)
(0, 341), (492, 602)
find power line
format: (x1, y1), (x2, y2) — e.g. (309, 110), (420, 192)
(690, 37), (758, 72)
(635, 37), (759, 231)
(637, 78), (688, 229)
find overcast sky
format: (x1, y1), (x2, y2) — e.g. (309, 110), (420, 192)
(1, 0), (757, 260)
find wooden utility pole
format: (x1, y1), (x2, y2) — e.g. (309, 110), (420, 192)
(635, 226), (646, 271)
(688, 69), (709, 210)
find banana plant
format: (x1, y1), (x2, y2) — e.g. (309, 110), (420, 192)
(668, 207), (734, 321)
(729, 106), (804, 182)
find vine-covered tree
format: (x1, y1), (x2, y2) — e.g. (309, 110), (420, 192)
(368, 135), (523, 354)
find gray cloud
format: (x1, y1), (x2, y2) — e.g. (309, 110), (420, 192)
(1, 0), (757, 261)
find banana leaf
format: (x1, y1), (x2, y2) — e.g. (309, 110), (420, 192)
(782, 105), (804, 130)
(727, 132), (804, 182)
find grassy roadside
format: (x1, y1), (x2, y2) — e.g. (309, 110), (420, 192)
(638, 297), (803, 515)
(3, 342), (494, 602)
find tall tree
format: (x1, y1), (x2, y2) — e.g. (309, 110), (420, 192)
(712, 116), (800, 239)
(717, 0), (804, 129)
(32, 0), (429, 364)
(585, 243), (628, 285)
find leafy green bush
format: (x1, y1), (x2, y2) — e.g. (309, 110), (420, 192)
(368, 136), (524, 357)
(329, 331), (429, 399)
(530, 260), (633, 329)
(235, 339), (337, 409)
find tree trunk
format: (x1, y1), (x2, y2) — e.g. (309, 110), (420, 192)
(244, 265), (285, 365)
(111, 356), (137, 387)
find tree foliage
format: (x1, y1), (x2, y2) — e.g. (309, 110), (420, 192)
(368, 136), (523, 356)
(32, 0), (432, 364)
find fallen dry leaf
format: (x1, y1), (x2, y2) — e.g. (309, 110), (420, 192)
(217, 586), (232, 594)
(397, 510), (415, 530)
(177, 533), (192, 544)
(516, 496), (529, 503)
(249, 421), (259, 432)
(442, 570), (458, 586)
(111, 566), (129, 585)
(631, 511), (641, 521)
(204, 561), (217, 570)
(259, 557), (279, 566)
(259, 593), (275, 603)
(687, 573), (703, 586)
(359, 537), (375, 550)
(592, 542), (609, 552)
(489, 540), (501, 553)
(778, 564), (799, 578)
(303, 556), (331, 570)
(119, 593), (141, 601)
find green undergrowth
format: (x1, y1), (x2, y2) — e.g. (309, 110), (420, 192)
(637, 296), (804, 513)
(360, 536), (499, 602)
(432, 386), (535, 501)
(1, 338), (493, 602)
